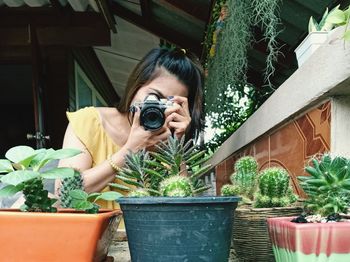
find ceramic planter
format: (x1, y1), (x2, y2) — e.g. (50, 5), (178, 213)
(267, 216), (350, 262)
(0, 209), (122, 262)
(118, 196), (240, 262)
(295, 31), (329, 67)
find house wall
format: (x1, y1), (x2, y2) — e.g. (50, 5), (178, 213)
(215, 101), (331, 197)
(210, 27), (350, 196)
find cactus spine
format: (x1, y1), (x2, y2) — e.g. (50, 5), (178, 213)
(160, 176), (193, 197)
(254, 167), (297, 208)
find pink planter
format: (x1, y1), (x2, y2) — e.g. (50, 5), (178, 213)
(267, 217), (350, 262)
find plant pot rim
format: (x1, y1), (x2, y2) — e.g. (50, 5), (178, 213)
(117, 196), (241, 205)
(0, 208), (121, 218)
(267, 216), (350, 228)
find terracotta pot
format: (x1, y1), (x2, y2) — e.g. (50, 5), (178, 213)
(0, 209), (122, 262)
(267, 216), (350, 262)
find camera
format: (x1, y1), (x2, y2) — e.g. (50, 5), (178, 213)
(132, 94), (173, 131)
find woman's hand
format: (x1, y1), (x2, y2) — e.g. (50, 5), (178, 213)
(165, 96), (191, 139)
(124, 107), (172, 152)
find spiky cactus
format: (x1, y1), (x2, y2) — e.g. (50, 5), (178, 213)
(59, 171), (84, 208)
(22, 178), (57, 212)
(231, 156), (258, 200)
(254, 167), (297, 208)
(221, 184), (240, 197)
(299, 154), (350, 217)
(160, 176), (193, 197)
(110, 136), (212, 197)
(221, 156), (258, 202)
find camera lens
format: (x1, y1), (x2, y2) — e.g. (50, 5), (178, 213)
(140, 107), (165, 130)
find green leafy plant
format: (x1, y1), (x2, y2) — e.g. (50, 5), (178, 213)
(68, 189), (122, 214)
(308, 5), (340, 33)
(325, 5), (350, 41)
(254, 167), (298, 208)
(59, 171), (84, 208)
(109, 136), (212, 197)
(0, 146), (81, 212)
(298, 154), (350, 217)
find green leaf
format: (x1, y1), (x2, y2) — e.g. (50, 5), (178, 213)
(190, 164), (212, 179)
(305, 178), (326, 187)
(343, 30), (350, 41)
(41, 167), (75, 179)
(95, 191), (123, 201)
(109, 183), (132, 191)
(0, 160), (14, 173)
(46, 148), (81, 160)
(0, 170), (40, 186)
(308, 16), (318, 32)
(69, 189), (88, 200)
(73, 200), (94, 210)
(0, 184), (23, 197)
(305, 166), (321, 178)
(5, 146), (37, 167)
(87, 192), (101, 200)
(326, 9), (346, 25)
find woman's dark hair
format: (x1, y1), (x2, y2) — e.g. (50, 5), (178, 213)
(117, 47), (204, 141)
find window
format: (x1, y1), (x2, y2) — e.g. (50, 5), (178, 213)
(70, 61), (107, 111)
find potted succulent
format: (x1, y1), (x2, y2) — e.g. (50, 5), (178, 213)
(267, 154), (350, 262)
(110, 135), (241, 262)
(295, 5), (340, 67)
(0, 146), (122, 262)
(221, 156), (300, 262)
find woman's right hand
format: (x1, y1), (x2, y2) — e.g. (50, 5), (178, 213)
(123, 107), (172, 152)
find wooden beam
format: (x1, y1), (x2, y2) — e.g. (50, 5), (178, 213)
(95, 0), (117, 33)
(109, 1), (201, 56)
(0, 25), (110, 46)
(157, 0), (211, 22)
(72, 47), (120, 106)
(140, 0), (151, 21)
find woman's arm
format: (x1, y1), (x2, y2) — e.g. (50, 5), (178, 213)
(56, 109), (172, 195)
(55, 124), (129, 194)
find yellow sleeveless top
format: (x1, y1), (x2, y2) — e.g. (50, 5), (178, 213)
(66, 107), (126, 210)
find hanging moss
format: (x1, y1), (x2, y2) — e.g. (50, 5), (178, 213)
(205, 0), (281, 112)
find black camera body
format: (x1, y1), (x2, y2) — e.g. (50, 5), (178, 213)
(133, 94), (173, 131)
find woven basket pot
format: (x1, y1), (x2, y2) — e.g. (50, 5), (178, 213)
(232, 206), (302, 262)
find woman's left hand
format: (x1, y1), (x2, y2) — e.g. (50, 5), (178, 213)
(165, 96), (191, 138)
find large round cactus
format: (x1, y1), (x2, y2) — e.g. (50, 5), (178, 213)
(159, 176), (193, 197)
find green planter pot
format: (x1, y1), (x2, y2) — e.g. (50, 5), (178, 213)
(267, 217), (350, 262)
(118, 196), (240, 262)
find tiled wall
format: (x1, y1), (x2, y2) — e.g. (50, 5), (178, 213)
(215, 101), (331, 197)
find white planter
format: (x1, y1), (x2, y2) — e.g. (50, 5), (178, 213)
(295, 31), (329, 67)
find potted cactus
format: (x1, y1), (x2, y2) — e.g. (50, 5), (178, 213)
(221, 157), (300, 262)
(268, 154), (350, 262)
(110, 135), (241, 262)
(0, 146), (122, 262)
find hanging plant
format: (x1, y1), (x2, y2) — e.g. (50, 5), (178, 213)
(204, 0), (281, 152)
(205, 0), (282, 113)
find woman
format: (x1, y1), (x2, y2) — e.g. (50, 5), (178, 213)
(56, 48), (204, 209)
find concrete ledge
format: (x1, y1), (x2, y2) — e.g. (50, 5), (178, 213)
(209, 27), (350, 167)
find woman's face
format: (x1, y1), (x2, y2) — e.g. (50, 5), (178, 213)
(131, 69), (188, 104)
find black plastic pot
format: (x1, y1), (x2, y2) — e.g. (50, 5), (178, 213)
(118, 196), (240, 262)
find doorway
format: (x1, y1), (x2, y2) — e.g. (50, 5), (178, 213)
(0, 64), (35, 157)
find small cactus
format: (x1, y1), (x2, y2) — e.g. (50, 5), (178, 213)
(22, 178), (57, 212)
(221, 184), (240, 196)
(59, 171), (84, 208)
(254, 167), (297, 208)
(225, 156), (258, 199)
